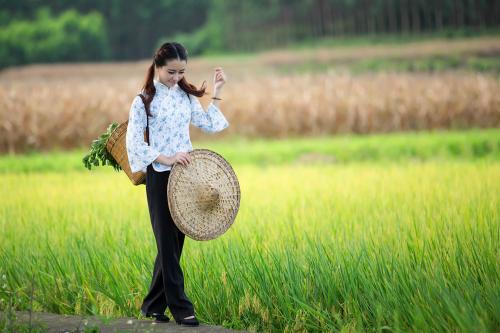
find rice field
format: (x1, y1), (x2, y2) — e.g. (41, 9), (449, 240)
(0, 130), (499, 332)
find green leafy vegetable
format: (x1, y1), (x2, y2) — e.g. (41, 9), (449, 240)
(82, 122), (122, 171)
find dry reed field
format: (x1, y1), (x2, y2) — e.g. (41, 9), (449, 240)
(0, 36), (499, 153)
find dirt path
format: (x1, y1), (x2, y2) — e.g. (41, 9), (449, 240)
(2, 311), (248, 333)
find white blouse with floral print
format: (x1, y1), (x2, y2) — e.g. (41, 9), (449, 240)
(126, 79), (229, 173)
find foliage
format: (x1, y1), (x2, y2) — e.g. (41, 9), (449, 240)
(182, 0), (500, 53)
(0, 0), (211, 62)
(82, 122), (121, 172)
(0, 7), (109, 69)
(0, 1), (499, 65)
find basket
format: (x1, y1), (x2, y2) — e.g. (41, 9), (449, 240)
(105, 94), (150, 186)
(106, 120), (146, 185)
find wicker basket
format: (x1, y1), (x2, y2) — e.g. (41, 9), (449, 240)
(106, 120), (146, 185)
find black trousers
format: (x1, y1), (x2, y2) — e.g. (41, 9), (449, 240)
(140, 164), (195, 321)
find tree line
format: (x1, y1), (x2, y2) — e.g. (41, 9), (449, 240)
(202, 0), (499, 52)
(0, 0), (498, 68)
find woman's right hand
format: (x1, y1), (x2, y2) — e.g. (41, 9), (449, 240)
(168, 152), (192, 166)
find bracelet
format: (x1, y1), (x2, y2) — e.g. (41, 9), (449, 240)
(211, 97), (222, 100)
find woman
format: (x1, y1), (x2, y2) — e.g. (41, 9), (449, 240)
(125, 42), (228, 327)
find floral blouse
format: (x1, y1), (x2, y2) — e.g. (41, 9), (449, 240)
(126, 79), (229, 173)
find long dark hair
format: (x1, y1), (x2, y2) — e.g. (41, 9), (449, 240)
(141, 42), (207, 115)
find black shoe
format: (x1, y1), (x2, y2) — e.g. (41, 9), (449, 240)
(175, 315), (199, 326)
(141, 310), (170, 323)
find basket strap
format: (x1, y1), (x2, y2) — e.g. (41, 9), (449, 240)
(137, 94), (150, 145)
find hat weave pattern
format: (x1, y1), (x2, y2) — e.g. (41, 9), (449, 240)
(167, 149), (241, 241)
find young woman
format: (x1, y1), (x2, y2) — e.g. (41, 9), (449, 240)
(125, 42), (228, 327)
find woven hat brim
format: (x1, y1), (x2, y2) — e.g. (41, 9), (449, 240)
(167, 149), (241, 241)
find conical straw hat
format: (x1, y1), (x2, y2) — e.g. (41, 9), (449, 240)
(167, 149), (241, 241)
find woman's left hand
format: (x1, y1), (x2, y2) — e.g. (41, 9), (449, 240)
(213, 67), (227, 92)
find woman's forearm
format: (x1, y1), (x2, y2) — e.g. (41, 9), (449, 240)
(211, 88), (222, 108)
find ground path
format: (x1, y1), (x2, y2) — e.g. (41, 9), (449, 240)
(2, 311), (248, 333)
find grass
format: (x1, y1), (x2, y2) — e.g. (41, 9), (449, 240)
(0, 128), (498, 173)
(0, 273), (48, 332)
(346, 54), (500, 74)
(203, 28), (500, 56)
(0, 130), (499, 332)
(274, 48), (500, 75)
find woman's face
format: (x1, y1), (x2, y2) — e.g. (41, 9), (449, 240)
(157, 59), (187, 87)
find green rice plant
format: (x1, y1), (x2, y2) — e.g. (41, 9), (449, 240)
(0, 156), (498, 332)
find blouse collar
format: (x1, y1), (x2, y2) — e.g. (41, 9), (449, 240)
(154, 79), (177, 94)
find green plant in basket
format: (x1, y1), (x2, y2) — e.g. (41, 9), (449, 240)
(82, 122), (122, 171)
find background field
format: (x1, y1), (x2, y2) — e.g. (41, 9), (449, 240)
(1, 36), (499, 154)
(0, 130), (499, 332)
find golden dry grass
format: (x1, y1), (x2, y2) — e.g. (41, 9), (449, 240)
(0, 36), (499, 153)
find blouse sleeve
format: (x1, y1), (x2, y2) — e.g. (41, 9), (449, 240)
(190, 95), (229, 133)
(125, 95), (161, 173)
